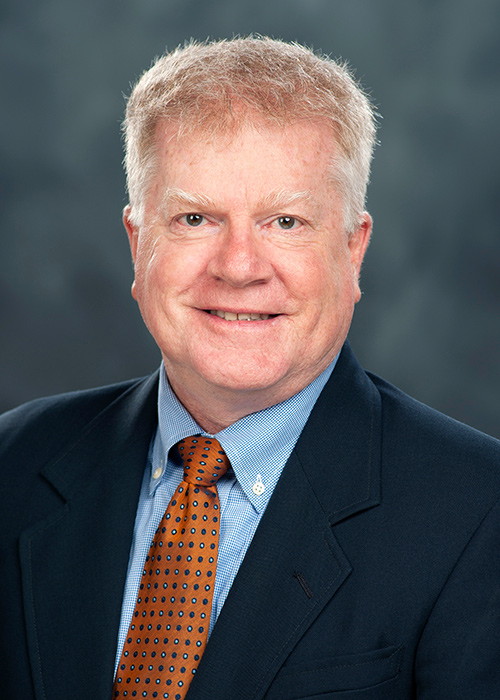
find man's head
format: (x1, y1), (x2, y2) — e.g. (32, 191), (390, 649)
(123, 36), (376, 236)
(122, 37), (376, 431)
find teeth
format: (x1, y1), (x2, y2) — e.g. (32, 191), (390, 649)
(209, 310), (272, 321)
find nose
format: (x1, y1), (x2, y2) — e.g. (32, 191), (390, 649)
(207, 219), (274, 288)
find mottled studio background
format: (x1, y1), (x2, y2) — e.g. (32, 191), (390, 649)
(1, 0), (499, 438)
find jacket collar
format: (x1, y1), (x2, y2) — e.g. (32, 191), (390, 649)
(295, 341), (381, 524)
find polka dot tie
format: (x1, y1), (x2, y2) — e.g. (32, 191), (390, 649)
(113, 436), (230, 699)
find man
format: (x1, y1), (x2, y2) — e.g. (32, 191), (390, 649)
(1, 36), (499, 700)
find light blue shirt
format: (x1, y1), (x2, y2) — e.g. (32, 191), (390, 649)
(115, 357), (338, 672)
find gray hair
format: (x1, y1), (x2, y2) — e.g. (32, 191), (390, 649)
(123, 36), (377, 234)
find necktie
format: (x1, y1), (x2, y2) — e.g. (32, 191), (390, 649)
(113, 436), (230, 700)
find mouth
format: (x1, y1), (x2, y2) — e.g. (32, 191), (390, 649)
(205, 310), (278, 321)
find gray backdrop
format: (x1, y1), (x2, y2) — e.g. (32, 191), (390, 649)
(1, 0), (499, 438)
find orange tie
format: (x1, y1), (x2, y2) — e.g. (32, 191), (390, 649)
(113, 436), (230, 700)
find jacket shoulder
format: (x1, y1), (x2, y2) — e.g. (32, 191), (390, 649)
(368, 370), (500, 478)
(0, 376), (155, 464)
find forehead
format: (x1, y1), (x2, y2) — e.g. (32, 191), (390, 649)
(152, 117), (339, 195)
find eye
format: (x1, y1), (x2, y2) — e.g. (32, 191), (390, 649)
(275, 216), (299, 230)
(181, 213), (206, 227)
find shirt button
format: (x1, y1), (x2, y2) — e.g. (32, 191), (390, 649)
(153, 467), (162, 480)
(252, 475), (265, 495)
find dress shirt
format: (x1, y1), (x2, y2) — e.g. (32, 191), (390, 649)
(115, 357), (338, 672)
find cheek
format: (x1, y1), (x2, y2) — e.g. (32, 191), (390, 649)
(132, 244), (174, 324)
(135, 239), (180, 297)
(305, 254), (358, 337)
(133, 234), (158, 287)
(293, 249), (346, 304)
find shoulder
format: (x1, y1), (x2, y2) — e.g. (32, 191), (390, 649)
(367, 370), (500, 495)
(370, 370), (500, 453)
(0, 375), (157, 463)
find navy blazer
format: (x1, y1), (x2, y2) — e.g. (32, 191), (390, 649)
(1, 343), (500, 699)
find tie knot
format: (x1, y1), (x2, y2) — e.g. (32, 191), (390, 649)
(177, 436), (230, 487)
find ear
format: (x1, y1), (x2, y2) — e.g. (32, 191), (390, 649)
(348, 212), (372, 303)
(123, 204), (139, 262)
(123, 204), (139, 300)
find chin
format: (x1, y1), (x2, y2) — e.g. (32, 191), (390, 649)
(198, 355), (292, 395)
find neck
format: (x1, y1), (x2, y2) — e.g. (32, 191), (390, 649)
(167, 379), (285, 434)
(165, 369), (321, 434)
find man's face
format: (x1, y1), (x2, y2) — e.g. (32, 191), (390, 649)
(125, 118), (371, 424)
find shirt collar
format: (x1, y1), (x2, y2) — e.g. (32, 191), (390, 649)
(150, 358), (338, 512)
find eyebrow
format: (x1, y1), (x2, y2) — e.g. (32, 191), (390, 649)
(161, 187), (316, 213)
(257, 188), (314, 209)
(162, 187), (217, 211)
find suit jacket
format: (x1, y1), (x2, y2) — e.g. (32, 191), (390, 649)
(1, 343), (500, 700)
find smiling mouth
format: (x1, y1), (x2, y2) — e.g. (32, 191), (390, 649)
(206, 310), (277, 321)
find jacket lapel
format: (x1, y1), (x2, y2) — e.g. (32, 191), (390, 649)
(19, 373), (159, 700)
(187, 343), (382, 700)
